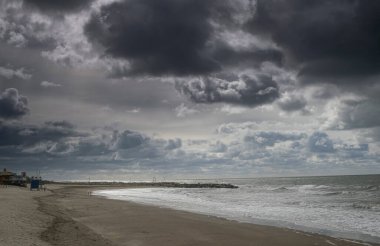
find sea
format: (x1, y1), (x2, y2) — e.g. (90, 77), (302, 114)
(94, 174), (380, 243)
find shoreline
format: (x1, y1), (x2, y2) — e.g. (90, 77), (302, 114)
(94, 186), (380, 244)
(93, 187), (380, 244)
(34, 185), (379, 246)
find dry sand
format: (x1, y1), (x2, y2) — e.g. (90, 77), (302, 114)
(0, 185), (51, 246)
(1, 185), (379, 246)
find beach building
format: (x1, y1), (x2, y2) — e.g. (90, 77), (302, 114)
(0, 168), (27, 186)
(0, 168), (15, 184)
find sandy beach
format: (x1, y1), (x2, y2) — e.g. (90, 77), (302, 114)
(0, 185), (52, 246)
(1, 185), (379, 246)
(2, 0), (380, 244)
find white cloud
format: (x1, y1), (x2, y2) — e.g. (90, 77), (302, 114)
(7, 31), (27, 47)
(220, 105), (247, 115)
(175, 103), (199, 117)
(40, 81), (62, 87)
(126, 108), (140, 113)
(41, 44), (85, 67)
(0, 66), (32, 80)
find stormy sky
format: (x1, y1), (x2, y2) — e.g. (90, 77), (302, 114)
(0, 0), (379, 180)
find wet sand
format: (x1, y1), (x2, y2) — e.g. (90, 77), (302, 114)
(37, 185), (379, 246)
(1, 184), (378, 246)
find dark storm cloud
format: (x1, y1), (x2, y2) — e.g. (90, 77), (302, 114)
(277, 94), (311, 115)
(165, 138), (182, 150)
(84, 0), (220, 76)
(84, 0), (282, 76)
(176, 74), (279, 107)
(246, 0), (380, 81)
(278, 96), (307, 112)
(327, 99), (380, 130)
(1, 117), (378, 176)
(45, 120), (75, 129)
(23, 0), (94, 13)
(338, 144), (369, 152)
(0, 88), (29, 119)
(308, 132), (335, 153)
(338, 143), (369, 158)
(0, 120), (83, 146)
(111, 130), (148, 150)
(45, 139), (111, 157)
(0, 121), (156, 158)
(73, 140), (110, 156)
(211, 42), (284, 68)
(367, 127), (380, 142)
(0, 114), (189, 171)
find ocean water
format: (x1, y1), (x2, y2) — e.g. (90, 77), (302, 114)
(94, 175), (380, 243)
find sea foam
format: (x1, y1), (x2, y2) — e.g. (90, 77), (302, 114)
(94, 175), (380, 243)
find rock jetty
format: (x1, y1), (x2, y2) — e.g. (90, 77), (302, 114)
(150, 182), (238, 189)
(47, 181), (238, 189)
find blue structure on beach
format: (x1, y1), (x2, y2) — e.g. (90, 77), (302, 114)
(30, 177), (41, 190)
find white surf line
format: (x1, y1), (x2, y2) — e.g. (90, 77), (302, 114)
(338, 238), (372, 246)
(326, 240), (337, 246)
